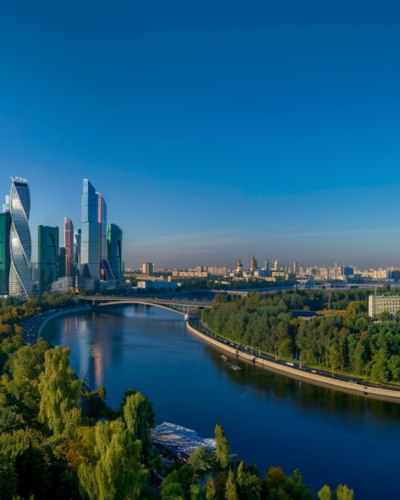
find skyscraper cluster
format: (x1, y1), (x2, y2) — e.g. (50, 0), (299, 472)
(0, 177), (123, 299)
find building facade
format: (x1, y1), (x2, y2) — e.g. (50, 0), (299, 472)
(0, 212), (11, 295)
(9, 177), (32, 299)
(107, 223), (123, 285)
(142, 263), (154, 276)
(81, 179), (100, 280)
(58, 247), (66, 278)
(64, 218), (75, 279)
(368, 295), (400, 319)
(38, 225), (59, 292)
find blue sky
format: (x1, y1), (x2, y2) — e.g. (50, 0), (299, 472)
(1, 1), (400, 269)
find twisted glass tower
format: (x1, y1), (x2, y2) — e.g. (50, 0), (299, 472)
(9, 177), (32, 299)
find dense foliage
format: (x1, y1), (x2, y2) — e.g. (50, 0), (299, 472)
(0, 297), (354, 499)
(202, 289), (400, 385)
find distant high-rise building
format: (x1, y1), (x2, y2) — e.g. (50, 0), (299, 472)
(75, 229), (81, 265)
(264, 260), (269, 271)
(9, 177), (32, 299)
(293, 261), (298, 274)
(108, 223), (123, 285)
(250, 256), (258, 271)
(2, 195), (10, 213)
(64, 218), (75, 278)
(58, 247), (66, 278)
(38, 225), (59, 291)
(273, 260), (279, 270)
(0, 211), (11, 295)
(142, 263), (154, 276)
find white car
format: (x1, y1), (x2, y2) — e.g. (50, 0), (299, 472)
(311, 370), (317, 374)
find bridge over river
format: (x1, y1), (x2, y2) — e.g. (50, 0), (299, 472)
(82, 296), (214, 316)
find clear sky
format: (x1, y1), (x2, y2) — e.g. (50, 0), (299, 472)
(1, 1), (400, 270)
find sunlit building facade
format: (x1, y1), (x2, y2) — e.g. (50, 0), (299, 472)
(9, 177), (32, 299)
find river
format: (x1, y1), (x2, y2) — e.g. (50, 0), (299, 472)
(42, 305), (400, 499)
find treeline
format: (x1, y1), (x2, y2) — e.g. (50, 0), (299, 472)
(0, 292), (76, 338)
(0, 305), (353, 499)
(202, 290), (400, 385)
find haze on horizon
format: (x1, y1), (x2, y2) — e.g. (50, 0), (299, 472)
(1, 1), (400, 270)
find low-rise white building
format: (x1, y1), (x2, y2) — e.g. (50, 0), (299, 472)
(368, 295), (400, 319)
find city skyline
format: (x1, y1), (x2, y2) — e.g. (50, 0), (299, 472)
(1, 2), (400, 268)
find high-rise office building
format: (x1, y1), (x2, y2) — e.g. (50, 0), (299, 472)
(9, 177), (32, 299)
(0, 211), (11, 295)
(250, 256), (258, 271)
(38, 225), (59, 291)
(142, 263), (154, 276)
(81, 179), (100, 280)
(293, 261), (298, 274)
(65, 218), (75, 278)
(58, 247), (66, 278)
(264, 260), (269, 271)
(81, 179), (115, 286)
(108, 223), (123, 285)
(75, 229), (81, 266)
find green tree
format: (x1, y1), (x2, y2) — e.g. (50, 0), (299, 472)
(215, 425), (230, 469)
(379, 311), (393, 321)
(188, 446), (212, 478)
(225, 470), (238, 500)
(162, 482), (185, 500)
(38, 346), (81, 436)
(206, 478), (216, 500)
(0, 453), (17, 500)
(123, 391), (155, 455)
(388, 355), (400, 381)
(370, 348), (389, 386)
(278, 338), (293, 360)
(78, 419), (148, 500)
(329, 344), (343, 377)
(335, 484), (354, 500)
(317, 485), (331, 500)
(318, 485), (332, 500)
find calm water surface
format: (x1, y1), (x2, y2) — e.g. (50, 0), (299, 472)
(42, 305), (400, 499)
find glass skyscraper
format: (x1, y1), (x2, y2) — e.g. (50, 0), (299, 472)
(81, 179), (100, 280)
(107, 223), (123, 285)
(81, 179), (115, 285)
(9, 177), (32, 299)
(0, 211), (11, 295)
(38, 225), (59, 292)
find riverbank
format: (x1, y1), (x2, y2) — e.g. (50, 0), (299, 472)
(186, 321), (400, 403)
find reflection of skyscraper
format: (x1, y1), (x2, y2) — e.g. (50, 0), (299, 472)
(9, 177), (32, 299)
(65, 218), (75, 278)
(38, 225), (59, 291)
(0, 211), (11, 295)
(108, 223), (123, 285)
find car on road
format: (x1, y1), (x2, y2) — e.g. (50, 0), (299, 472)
(311, 370), (317, 374)
(286, 362), (294, 366)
